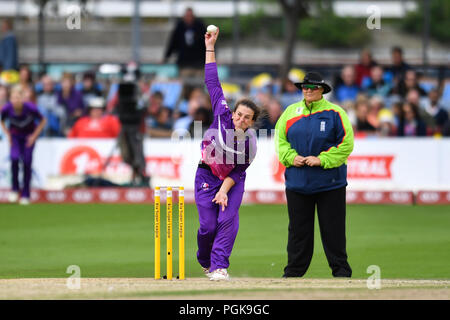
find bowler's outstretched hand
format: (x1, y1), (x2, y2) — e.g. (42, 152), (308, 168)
(212, 190), (228, 212)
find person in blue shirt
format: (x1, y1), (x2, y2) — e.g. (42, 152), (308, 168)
(334, 65), (360, 103)
(0, 19), (18, 71)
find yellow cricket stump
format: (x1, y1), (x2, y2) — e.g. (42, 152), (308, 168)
(154, 187), (160, 280)
(154, 186), (185, 280)
(179, 186), (185, 280)
(166, 187), (173, 280)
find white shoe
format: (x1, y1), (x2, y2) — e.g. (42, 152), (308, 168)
(209, 268), (230, 281)
(202, 267), (213, 278)
(19, 198), (30, 205)
(8, 192), (19, 203)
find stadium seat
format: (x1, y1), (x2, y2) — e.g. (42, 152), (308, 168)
(419, 77), (438, 93)
(75, 82), (103, 92)
(441, 80), (450, 104)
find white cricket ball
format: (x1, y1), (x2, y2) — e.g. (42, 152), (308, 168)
(207, 25), (218, 34)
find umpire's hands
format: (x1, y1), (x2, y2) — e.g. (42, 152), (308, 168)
(293, 155), (306, 167)
(304, 156), (321, 167)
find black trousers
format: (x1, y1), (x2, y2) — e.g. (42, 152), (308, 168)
(284, 186), (352, 277)
(118, 126), (146, 178)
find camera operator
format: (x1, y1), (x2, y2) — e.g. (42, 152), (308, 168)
(109, 61), (150, 186)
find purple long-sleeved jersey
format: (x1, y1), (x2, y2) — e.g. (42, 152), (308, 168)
(1, 102), (43, 137)
(201, 63), (257, 181)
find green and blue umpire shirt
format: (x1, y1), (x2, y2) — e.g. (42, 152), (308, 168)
(274, 97), (354, 194)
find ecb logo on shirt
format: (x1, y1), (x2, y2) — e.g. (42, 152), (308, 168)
(296, 107), (303, 114)
(320, 121), (326, 132)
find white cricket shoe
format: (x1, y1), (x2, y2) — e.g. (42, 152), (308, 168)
(202, 267), (213, 278)
(209, 268), (230, 281)
(8, 191), (19, 203)
(19, 198), (30, 205)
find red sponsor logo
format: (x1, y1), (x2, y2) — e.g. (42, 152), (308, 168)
(418, 191), (440, 203)
(146, 156), (182, 180)
(346, 191), (359, 202)
(255, 191), (278, 203)
(31, 190), (40, 201)
(347, 156), (394, 179)
(46, 191), (66, 202)
(125, 189), (147, 202)
(363, 191), (384, 203)
(99, 190), (120, 202)
(389, 191), (411, 204)
(72, 190), (93, 203)
(0, 190), (9, 201)
(60, 146), (103, 175)
(60, 146), (182, 179)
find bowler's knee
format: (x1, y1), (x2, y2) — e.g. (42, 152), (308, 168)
(199, 220), (217, 236)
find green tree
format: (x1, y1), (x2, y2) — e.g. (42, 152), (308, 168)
(278, 0), (310, 79)
(401, 0), (450, 43)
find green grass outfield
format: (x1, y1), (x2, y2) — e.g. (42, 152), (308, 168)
(0, 203), (449, 279)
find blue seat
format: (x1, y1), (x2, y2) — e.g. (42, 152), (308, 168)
(34, 82), (62, 94)
(75, 82), (103, 92)
(107, 83), (119, 103)
(419, 82), (436, 93)
(441, 81), (450, 103)
(360, 76), (372, 89)
(419, 77), (438, 93)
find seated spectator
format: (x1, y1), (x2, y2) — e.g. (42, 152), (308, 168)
(397, 102), (427, 137)
(249, 73), (274, 99)
(16, 64), (36, 104)
(365, 66), (391, 98)
(23, 84), (36, 104)
(391, 69), (427, 98)
(255, 91), (272, 110)
(405, 88), (434, 130)
(58, 72), (84, 133)
(387, 46), (411, 86)
(0, 84), (8, 106)
(334, 65), (359, 103)
(18, 63), (33, 90)
(424, 88), (449, 134)
(354, 49), (377, 88)
(188, 106), (213, 137)
(173, 86), (210, 133)
(36, 75), (66, 137)
(0, 85), (7, 139)
(279, 69), (304, 109)
(377, 109), (397, 137)
(367, 96), (384, 129)
(406, 88), (427, 110)
(341, 100), (357, 127)
(391, 102), (403, 128)
(258, 98), (282, 137)
(355, 98), (376, 134)
(68, 97), (121, 138)
(79, 71), (102, 107)
(145, 91), (174, 138)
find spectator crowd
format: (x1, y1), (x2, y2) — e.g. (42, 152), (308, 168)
(1, 47), (450, 141)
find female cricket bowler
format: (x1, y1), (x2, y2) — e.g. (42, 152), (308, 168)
(1, 85), (46, 205)
(195, 28), (260, 281)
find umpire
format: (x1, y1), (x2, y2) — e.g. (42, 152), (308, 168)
(274, 72), (354, 278)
